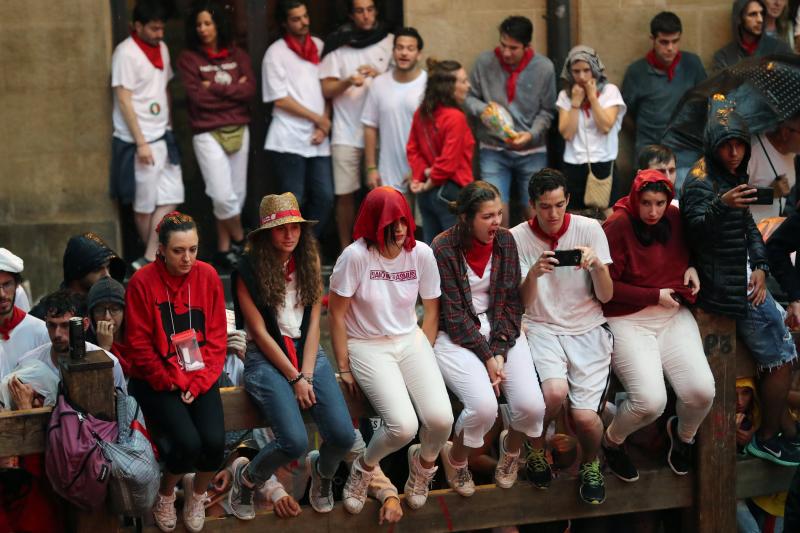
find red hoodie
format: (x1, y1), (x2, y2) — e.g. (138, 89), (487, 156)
(123, 258), (226, 398)
(407, 105), (475, 187)
(602, 170), (695, 317)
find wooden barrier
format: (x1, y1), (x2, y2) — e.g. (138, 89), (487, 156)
(3, 321), (798, 532)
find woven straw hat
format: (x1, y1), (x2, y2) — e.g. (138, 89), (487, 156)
(248, 193), (316, 238)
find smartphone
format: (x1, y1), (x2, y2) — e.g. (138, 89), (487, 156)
(552, 249), (582, 267)
(750, 187), (775, 205)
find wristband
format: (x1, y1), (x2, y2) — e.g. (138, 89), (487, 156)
(288, 373), (304, 385)
(367, 166), (378, 172)
(339, 370), (351, 374)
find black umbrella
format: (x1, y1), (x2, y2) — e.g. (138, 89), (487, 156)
(662, 54), (800, 158)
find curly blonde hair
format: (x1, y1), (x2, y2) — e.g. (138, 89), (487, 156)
(246, 224), (322, 310)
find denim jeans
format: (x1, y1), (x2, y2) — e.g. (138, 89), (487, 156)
(417, 188), (458, 244)
(736, 290), (798, 371)
(243, 346), (354, 485)
(479, 149), (547, 209)
(267, 150), (334, 238)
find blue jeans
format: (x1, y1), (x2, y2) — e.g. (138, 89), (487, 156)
(243, 346), (354, 485)
(480, 149), (547, 209)
(736, 290), (798, 371)
(267, 150), (334, 238)
(417, 188), (458, 244)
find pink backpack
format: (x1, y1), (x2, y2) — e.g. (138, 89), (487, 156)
(45, 393), (119, 511)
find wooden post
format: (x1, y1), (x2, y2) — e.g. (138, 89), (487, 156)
(692, 309), (737, 533)
(60, 349), (119, 533)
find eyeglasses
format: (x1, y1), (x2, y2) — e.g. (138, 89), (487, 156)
(0, 280), (15, 294)
(92, 304), (124, 317)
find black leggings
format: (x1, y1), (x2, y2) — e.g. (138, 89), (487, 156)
(561, 160), (614, 210)
(129, 379), (225, 475)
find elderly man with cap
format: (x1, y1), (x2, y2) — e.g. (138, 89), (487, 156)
(0, 248), (49, 379)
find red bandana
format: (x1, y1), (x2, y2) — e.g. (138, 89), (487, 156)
(284, 34), (319, 64)
(741, 35), (759, 56)
(285, 255), (296, 282)
(528, 213), (572, 250)
(464, 238), (493, 278)
(0, 306), (26, 341)
(645, 50), (682, 82)
(131, 30), (163, 70)
(495, 47), (534, 103)
(204, 46), (229, 60)
(282, 337), (300, 370)
(580, 94), (600, 118)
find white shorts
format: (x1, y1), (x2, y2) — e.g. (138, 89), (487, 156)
(332, 144), (363, 195)
(134, 139), (184, 214)
(192, 127), (250, 220)
(525, 323), (612, 411)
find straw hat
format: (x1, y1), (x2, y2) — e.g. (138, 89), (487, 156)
(248, 193), (316, 238)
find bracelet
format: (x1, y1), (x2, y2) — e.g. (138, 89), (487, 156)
(287, 373), (304, 385)
(303, 375), (314, 384)
(339, 370), (351, 374)
(366, 166), (378, 172)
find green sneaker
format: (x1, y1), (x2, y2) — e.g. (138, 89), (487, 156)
(579, 460), (605, 505)
(524, 444), (552, 489)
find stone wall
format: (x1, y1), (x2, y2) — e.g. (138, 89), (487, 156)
(0, 1), (116, 300)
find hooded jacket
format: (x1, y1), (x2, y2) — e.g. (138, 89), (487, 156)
(602, 170), (695, 317)
(681, 97), (769, 318)
(712, 0), (792, 72)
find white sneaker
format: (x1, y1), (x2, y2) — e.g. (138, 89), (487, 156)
(307, 450), (334, 513)
(228, 457), (256, 520)
(440, 441), (475, 497)
(152, 490), (177, 532)
(404, 444), (439, 508)
(342, 454), (376, 514)
(182, 474), (207, 533)
(494, 430), (520, 489)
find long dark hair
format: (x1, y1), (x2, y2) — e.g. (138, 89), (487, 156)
(185, 0), (233, 51)
(420, 58), (462, 120)
(450, 181), (501, 250)
(631, 181), (672, 246)
(246, 224), (321, 310)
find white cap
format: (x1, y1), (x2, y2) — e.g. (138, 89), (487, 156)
(0, 248), (23, 274)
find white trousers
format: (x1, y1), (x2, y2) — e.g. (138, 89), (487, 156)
(434, 321), (545, 448)
(605, 306), (715, 444)
(348, 328), (454, 465)
(192, 127), (250, 220)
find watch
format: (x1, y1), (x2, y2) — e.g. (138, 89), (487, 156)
(754, 263), (770, 273)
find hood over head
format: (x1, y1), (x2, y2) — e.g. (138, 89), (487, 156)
(62, 232), (126, 285)
(703, 94), (751, 179)
(613, 169), (675, 219)
(731, 0), (766, 46)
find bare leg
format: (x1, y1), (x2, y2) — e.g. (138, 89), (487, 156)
(758, 363), (793, 441)
(160, 472), (183, 497)
(570, 408), (604, 462)
(336, 193), (356, 250)
(215, 215), (244, 252)
(529, 379), (569, 449)
(142, 204), (177, 261)
(505, 428), (527, 455)
(193, 470), (216, 496)
(449, 432), (470, 464)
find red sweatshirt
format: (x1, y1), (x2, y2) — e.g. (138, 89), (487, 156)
(123, 258), (226, 398)
(407, 105), (475, 187)
(602, 170), (696, 317)
(176, 46), (256, 133)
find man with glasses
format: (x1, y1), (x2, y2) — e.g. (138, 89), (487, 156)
(747, 116), (800, 222)
(85, 276), (129, 376)
(0, 249), (49, 379)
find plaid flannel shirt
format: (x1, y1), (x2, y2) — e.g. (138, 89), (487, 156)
(431, 227), (523, 362)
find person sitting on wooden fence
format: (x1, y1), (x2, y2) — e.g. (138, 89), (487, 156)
(431, 181), (545, 496)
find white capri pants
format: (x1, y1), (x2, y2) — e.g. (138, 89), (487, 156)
(605, 305), (715, 445)
(192, 127), (250, 220)
(434, 318), (545, 448)
(348, 328), (454, 466)
(134, 139), (184, 214)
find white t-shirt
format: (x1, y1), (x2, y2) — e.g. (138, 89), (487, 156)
(556, 83), (626, 164)
(329, 239), (441, 339)
(747, 133), (796, 222)
(319, 35), (394, 148)
(510, 215), (612, 335)
(262, 38), (330, 157)
(0, 313), (50, 379)
(18, 341), (127, 393)
(467, 256), (492, 315)
(277, 273), (304, 339)
(14, 286), (30, 312)
(111, 37), (173, 143)
(361, 69), (427, 191)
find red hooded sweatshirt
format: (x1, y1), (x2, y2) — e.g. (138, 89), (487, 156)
(602, 170), (696, 317)
(407, 105), (475, 187)
(123, 258), (226, 398)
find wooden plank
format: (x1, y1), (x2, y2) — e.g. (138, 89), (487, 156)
(692, 309), (737, 533)
(129, 468), (693, 533)
(0, 407), (51, 456)
(736, 456), (796, 499)
(59, 350), (116, 421)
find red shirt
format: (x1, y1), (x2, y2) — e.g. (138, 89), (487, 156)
(407, 105), (475, 187)
(123, 258), (227, 398)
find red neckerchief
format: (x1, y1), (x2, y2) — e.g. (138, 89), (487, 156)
(283, 337), (300, 370)
(131, 30), (163, 70)
(645, 50), (682, 82)
(528, 213), (572, 250)
(464, 237), (493, 278)
(203, 46), (229, 60)
(741, 35), (759, 56)
(580, 94), (600, 118)
(494, 47), (534, 103)
(285, 255), (296, 282)
(0, 306), (26, 341)
(284, 34), (319, 64)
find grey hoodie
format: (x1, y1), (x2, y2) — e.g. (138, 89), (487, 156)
(711, 0), (792, 72)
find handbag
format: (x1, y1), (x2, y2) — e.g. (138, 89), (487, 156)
(422, 119), (463, 203)
(210, 125), (246, 154)
(580, 118), (613, 209)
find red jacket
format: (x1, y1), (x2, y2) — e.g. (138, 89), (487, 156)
(123, 258), (226, 398)
(407, 105), (475, 187)
(176, 46), (256, 133)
